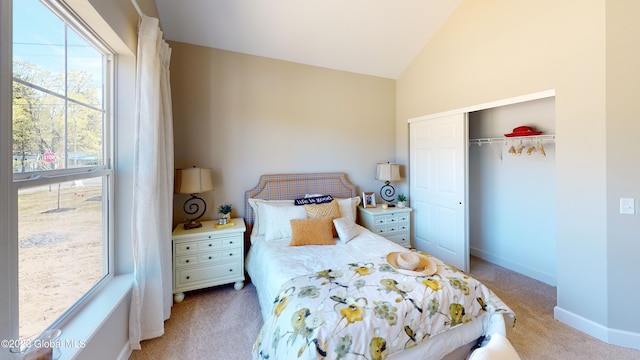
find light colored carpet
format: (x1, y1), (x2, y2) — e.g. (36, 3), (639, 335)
(129, 281), (262, 360)
(469, 257), (640, 359)
(129, 257), (640, 359)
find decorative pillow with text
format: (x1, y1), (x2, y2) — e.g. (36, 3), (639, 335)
(294, 194), (334, 206)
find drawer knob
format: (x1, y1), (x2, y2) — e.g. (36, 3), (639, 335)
(209, 244), (212, 247)
(208, 256), (212, 260)
(229, 241), (233, 244)
(229, 269), (233, 272)
(186, 246), (190, 250)
(185, 259), (190, 263)
(186, 276), (190, 280)
(229, 253), (233, 256)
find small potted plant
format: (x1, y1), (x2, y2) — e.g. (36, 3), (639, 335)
(218, 204), (232, 224)
(396, 194), (407, 208)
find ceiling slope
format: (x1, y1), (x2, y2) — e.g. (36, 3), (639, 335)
(154, 0), (461, 79)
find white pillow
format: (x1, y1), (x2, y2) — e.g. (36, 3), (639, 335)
(468, 333), (521, 360)
(249, 197), (359, 238)
(336, 197), (361, 224)
(262, 203), (308, 241)
(333, 217), (360, 243)
(248, 198), (294, 237)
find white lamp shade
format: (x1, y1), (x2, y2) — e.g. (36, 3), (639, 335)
(376, 163), (401, 182)
(175, 167), (214, 194)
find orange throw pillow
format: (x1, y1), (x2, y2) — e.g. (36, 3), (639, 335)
(289, 217), (336, 246)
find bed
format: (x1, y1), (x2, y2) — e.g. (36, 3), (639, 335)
(245, 173), (515, 360)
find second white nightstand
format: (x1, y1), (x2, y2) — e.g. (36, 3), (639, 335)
(358, 206), (412, 248)
(172, 218), (246, 303)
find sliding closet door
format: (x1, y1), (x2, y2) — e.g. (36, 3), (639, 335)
(410, 113), (468, 271)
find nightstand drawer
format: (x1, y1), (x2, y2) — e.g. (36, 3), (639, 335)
(197, 238), (223, 251)
(174, 260), (243, 289)
(175, 247), (242, 268)
(372, 224), (408, 235)
(371, 226), (384, 235)
(372, 226), (395, 234)
(197, 247), (241, 265)
(388, 233), (410, 248)
(220, 235), (242, 248)
(374, 213), (408, 224)
(175, 241), (201, 255)
(176, 234), (241, 256)
(175, 254), (199, 267)
(195, 235), (241, 249)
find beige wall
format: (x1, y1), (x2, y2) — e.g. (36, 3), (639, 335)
(397, 0), (639, 343)
(605, 0), (640, 334)
(169, 42), (396, 224)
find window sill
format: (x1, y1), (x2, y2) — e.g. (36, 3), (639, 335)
(57, 274), (132, 359)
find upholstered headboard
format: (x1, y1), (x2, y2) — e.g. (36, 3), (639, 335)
(244, 172), (357, 236)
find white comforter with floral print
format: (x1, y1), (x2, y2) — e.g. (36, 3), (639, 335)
(252, 253), (514, 360)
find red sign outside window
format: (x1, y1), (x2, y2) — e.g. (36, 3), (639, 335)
(42, 151), (56, 163)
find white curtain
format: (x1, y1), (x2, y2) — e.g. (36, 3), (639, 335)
(129, 15), (174, 350)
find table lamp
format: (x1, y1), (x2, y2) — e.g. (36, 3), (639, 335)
(175, 166), (214, 229)
(376, 162), (401, 204)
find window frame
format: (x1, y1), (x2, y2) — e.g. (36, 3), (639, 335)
(10, 0), (116, 341)
(0, 0), (17, 351)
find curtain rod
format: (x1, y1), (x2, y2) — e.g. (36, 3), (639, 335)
(131, 0), (144, 17)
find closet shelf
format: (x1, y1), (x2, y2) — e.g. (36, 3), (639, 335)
(469, 134), (555, 161)
(469, 134), (555, 146)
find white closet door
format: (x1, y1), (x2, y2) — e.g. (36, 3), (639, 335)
(410, 113), (468, 271)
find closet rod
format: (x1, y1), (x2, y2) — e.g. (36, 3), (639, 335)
(469, 134), (555, 146)
(131, 0), (144, 17)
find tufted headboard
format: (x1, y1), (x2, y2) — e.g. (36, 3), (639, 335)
(244, 172), (357, 236)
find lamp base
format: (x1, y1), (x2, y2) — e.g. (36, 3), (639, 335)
(184, 221), (203, 230)
(379, 183), (397, 204)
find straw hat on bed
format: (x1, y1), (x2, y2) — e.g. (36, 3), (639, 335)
(387, 251), (437, 276)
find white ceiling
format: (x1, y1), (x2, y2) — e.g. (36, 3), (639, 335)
(154, 0), (462, 79)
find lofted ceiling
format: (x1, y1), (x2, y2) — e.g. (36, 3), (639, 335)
(153, 0), (462, 79)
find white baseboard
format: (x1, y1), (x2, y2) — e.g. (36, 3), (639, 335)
(470, 247), (556, 286)
(553, 306), (608, 341)
(608, 327), (640, 350)
(554, 306), (640, 350)
(117, 343), (132, 360)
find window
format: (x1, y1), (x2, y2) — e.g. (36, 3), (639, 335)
(12, 0), (113, 341)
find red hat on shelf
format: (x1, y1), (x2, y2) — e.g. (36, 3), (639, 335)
(504, 126), (543, 137)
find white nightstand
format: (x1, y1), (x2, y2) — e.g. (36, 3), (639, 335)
(172, 218), (246, 303)
(358, 206), (412, 248)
